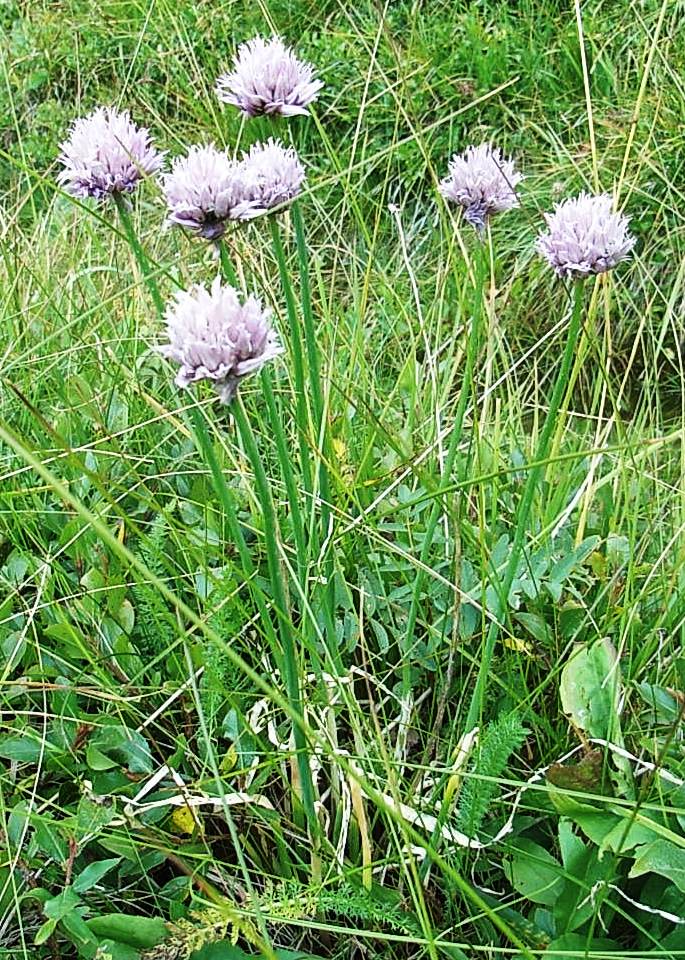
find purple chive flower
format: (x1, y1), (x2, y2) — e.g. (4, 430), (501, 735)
(57, 106), (163, 201)
(439, 143), (522, 231)
(163, 144), (244, 240)
(216, 36), (323, 118)
(159, 277), (282, 403)
(536, 192), (636, 280)
(232, 139), (306, 220)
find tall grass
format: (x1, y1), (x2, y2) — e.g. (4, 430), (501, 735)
(1, 1), (685, 958)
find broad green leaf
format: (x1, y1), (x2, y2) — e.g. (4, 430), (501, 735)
(75, 795), (115, 840)
(559, 638), (632, 796)
(34, 918), (57, 946)
(44, 887), (82, 920)
(514, 612), (552, 646)
(90, 725), (153, 774)
(503, 839), (565, 906)
(629, 840), (685, 891)
(546, 933), (619, 958)
(0, 735), (51, 763)
(99, 942), (140, 960)
(86, 745), (119, 771)
(635, 683), (680, 723)
(563, 809), (659, 856)
(73, 857), (121, 893)
(190, 947), (251, 960)
(60, 909), (100, 954)
(86, 914), (167, 949)
(560, 638), (620, 739)
(34, 819), (68, 862)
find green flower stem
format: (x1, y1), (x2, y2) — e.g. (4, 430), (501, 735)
(232, 394), (318, 839)
(269, 216), (314, 497)
(187, 402), (282, 649)
(402, 242), (488, 693)
(113, 193), (164, 319)
(463, 279), (586, 734)
(216, 238), (309, 620)
(218, 238), (239, 287)
(261, 371), (309, 597)
(292, 202), (340, 673)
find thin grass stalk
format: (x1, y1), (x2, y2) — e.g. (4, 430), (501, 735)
(232, 394), (318, 841)
(463, 279), (586, 734)
(401, 242), (488, 694)
(291, 202), (340, 673)
(269, 216), (314, 497)
(113, 193), (164, 318)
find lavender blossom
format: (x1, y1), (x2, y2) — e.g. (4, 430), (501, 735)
(536, 192), (636, 280)
(216, 36), (323, 118)
(163, 144), (244, 240)
(232, 139), (306, 220)
(439, 143), (522, 231)
(57, 107), (163, 201)
(159, 277), (282, 402)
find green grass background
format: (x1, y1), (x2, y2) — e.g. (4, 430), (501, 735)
(1, 0), (685, 957)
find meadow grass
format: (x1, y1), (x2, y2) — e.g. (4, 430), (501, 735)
(1, 0), (685, 958)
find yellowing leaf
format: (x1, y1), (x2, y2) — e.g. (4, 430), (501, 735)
(503, 636), (535, 656)
(171, 805), (197, 836)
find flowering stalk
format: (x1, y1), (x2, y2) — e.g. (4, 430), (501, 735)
(215, 239), (309, 600)
(402, 242), (489, 695)
(269, 217), (314, 495)
(232, 395), (318, 837)
(463, 280), (586, 733)
(292, 202), (340, 671)
(113, 193), (165, 319)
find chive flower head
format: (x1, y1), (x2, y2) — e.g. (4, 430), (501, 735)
(57, 106), (163, 200)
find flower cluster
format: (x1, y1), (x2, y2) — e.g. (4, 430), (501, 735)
(163, 144), (243, 240)
(159, 277), (282, 403)
(57, 106), (163, 200)
(535, 192), (636, 279)
(56, 35), (638, 405)
(439, 143), (522, 231)
(163, 138), (305, 238)
(232, 139), (306, 220)
(216, 36), (323, 118)
(438, 144), (635, 279)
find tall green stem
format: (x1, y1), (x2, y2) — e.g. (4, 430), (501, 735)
(187, 403), (281, 651)
(463, 281), (586, 733)
(232, 396), (317, 838)
(402, 243), (488, 692)
(218, 239), (239, 287)
(261, 372), (309, 597)
(291, 203), (340, 673)
(113, 193), (164, 319)
(269, 217), (313, 496)
(214, 240), (309, 623)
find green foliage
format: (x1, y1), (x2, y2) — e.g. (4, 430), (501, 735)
(2, 0), (685, 958)
(455, 712), (527, 839)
